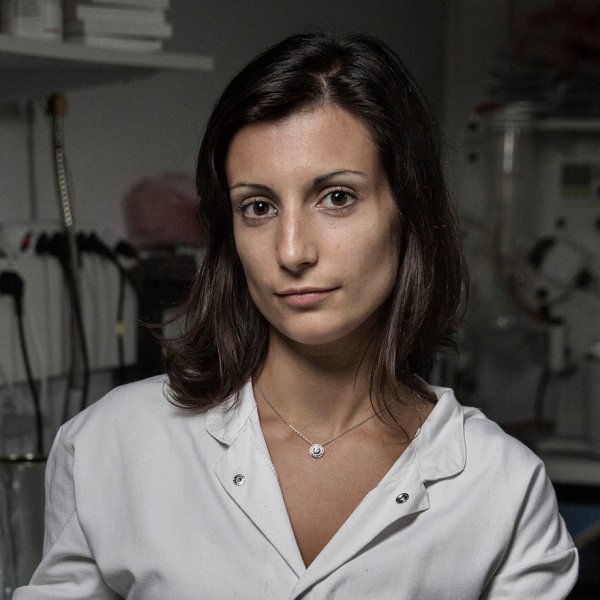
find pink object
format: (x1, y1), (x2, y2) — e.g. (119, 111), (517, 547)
(123, 173), (206, 248)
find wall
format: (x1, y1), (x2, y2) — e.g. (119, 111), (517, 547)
(0, 0), (447, 238)
(442, 0), (508, 215)
(0, 0), (450, 459)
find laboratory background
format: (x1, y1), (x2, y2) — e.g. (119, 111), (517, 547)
(0, 0), (599, 597)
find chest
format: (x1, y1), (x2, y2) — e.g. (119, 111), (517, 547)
(88, 457), (497, 600)
(78, 422), (510, 600)
(263, 426), (410, 566)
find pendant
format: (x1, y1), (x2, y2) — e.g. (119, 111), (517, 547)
(309, 444), (325, 459)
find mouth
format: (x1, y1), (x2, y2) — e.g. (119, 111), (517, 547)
(275, 287), (338, 307)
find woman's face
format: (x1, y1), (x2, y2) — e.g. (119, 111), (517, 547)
(226, 103), (399, 349)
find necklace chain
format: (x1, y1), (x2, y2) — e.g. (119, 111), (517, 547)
(255, 382), (378, 458)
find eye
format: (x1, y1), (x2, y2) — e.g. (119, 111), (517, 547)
(239, 200), (277, 219)
(319, 189), (357, 210)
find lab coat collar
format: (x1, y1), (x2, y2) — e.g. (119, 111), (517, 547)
(206, 380), (467, 483)
(413, 382), (467, 482)
(292, 384), (468, 593)
(205, 381), (257, 445)
(213, 423), (307, 577)
(207, 381), (307, 575)
(206, 379), (468, 588)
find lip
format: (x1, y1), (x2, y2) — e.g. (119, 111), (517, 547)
(276, 287), (337, 307)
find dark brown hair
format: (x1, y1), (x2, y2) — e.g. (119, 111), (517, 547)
(164, 32), (466, 410)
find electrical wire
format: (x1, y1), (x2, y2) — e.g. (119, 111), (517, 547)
(78, 233), (141, 384)
(23, 292), (49, 440)
(0, 254), (48, 448)
(62, 254), (90, 416)
(36, 233), (91, 419)
(0, 272), (43, 454)
(46, 94), (90, 414)
(79, 253), (101, 370)
(15, 302), (43, 454)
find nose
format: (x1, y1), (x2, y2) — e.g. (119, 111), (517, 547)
(276, 210), (317, 274)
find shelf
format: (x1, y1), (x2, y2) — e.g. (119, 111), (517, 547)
(0, 33), (214, 101)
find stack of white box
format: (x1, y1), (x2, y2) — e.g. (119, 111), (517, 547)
(0, 0), (63, 40)
(63, 0), (171, 52)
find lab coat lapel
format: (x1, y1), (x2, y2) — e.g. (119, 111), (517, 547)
(213, 429), (306, 577)
(291, 385), (467, 596)
(207, 382), (306, 577)
(291, 451), (429, 597)
(207, 381), (466, 592)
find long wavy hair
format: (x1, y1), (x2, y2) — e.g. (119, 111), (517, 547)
(164, 32), (467, 411)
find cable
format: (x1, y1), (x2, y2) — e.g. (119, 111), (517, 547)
(36, 232), (90, 417)
(46, 94), (90, 414)
(0, 271), (43, 454)
(112, 241), (141, 384)
(78, 233), (141, 383)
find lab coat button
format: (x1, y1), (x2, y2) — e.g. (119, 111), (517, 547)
(233, 474), (246, 486)
(395, 493), (409, 504)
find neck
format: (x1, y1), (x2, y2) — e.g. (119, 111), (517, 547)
(256, 327), (378, 434)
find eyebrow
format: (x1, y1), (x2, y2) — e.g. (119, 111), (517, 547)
(229, 170), (367, 193)
(229, 182), (272, 193)
(312, 170), (367, 185)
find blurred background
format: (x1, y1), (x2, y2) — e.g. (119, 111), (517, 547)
(0, 0), (599, 597)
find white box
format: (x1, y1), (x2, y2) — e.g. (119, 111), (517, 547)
(1, 0), (62, 40)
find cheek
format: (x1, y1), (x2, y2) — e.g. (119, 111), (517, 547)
(235, 242), (269, 301)
(233, 230), (256, 276)
(238, 253), (260, 286)
(358, 222), (400, 284)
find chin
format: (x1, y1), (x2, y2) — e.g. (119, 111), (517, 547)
(274, 319), (369, 349)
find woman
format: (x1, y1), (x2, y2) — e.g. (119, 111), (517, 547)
(15, 33), (577, 599)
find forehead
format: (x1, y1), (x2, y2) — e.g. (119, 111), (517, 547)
(225, 104), (382, 184)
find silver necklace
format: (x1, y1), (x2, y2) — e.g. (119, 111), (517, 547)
(255, 382), (378, 459)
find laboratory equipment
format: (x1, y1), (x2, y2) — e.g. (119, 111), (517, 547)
(460, 101), (600, 455)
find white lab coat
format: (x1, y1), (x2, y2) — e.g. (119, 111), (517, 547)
(14, 376), (578, 599)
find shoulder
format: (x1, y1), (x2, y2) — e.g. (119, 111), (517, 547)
(418, 383), (547, 490)
(452, 398), (555, 514)
(69, 375), (171, 422)
(421, 387), (575, 549)
(452, 408), (578, 592)
(59, 375), (200, 450)
(461, 403), (545, 475)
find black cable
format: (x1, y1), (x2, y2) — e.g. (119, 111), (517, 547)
(79, 233), (142, 384)
(37, 232), (91, 416)
(111, 242), (144, 384)
(36, 233), (75, 421)
(86, 233), (141, 298)
(62, 249), (90, 414)
(62, 325), (76, 424)
(77, 233), (126, 379)
(0, 271), (43, 454)
(47, 94), (91, 415)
